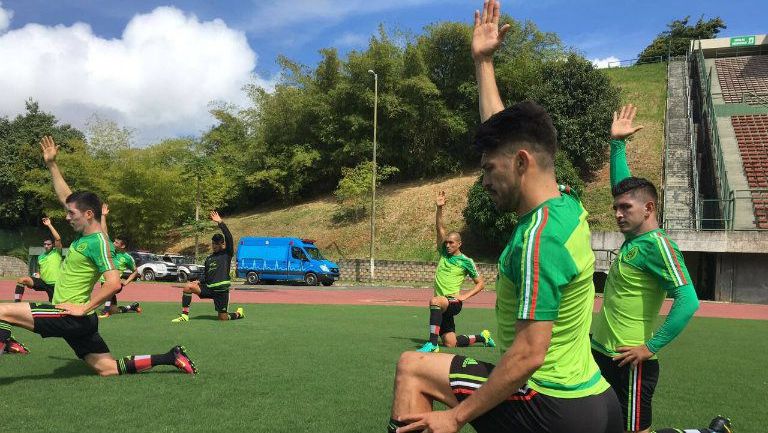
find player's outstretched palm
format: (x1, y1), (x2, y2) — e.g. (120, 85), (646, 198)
(210, 211), (222, 223)
(611, 104), (644, 140)
(436, 191), (446, 207)
(102, 203), (110, 217)
(472, 0), (511, 61)
(40, 135), (59, 164)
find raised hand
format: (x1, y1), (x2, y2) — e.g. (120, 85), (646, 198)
(611, 104), (645, 140)
(40, 135), (59, 164)
(472, 0), (511, 61)
(102, 203), (110, 217)
(42, 217), (52, 226)
(436, 191), (446, 208)
(210, 210), (223, 223)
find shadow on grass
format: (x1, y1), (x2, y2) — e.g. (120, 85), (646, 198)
(0, 357), (91, 384)
(388, 336), (428, 346)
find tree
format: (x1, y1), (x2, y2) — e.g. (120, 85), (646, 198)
(333, 161), (399, 222)
(84, 114), (133, 159)
(638, 16), (726, 62)
(0, 100), (84, 227)
(529, 54), (621, 175)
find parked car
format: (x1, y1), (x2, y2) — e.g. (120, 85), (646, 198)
(236, 237), (340, 286)
(128, 251), (178, 281)
(161, 253), (203, 282)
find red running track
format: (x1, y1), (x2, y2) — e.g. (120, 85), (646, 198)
(1, 280), (767, 320)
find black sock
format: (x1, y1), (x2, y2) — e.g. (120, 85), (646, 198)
(117, 306), (129, 313)
(228, 312), (243, 320)
(182, 293), (192, 315)
(117, 350), (176, 375)
(0, 321), (11, 353)
(456, 334), (486, 347)
(428, 305), (442, 345)
(14, 284), (24, 302)
(388, 418), (422, 433)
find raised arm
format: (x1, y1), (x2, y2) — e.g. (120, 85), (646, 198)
(42, 217), (63, 249)
(435, 191), (447, 249)
(472, 0), (510, 122)
(40, 136), (73, 206)
(100, 203), (110, 239)
(609, 104), (644, 187)
(211, 211), (233, 256)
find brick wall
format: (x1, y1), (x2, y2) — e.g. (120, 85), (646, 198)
(0, 256), (27, 277)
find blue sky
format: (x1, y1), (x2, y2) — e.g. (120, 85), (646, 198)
(0, 0), (763, 144)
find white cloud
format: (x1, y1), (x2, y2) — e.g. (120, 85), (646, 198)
(591, 56), (620, 69)
(0, 5), (272, 145)
(245, 0), (452, 36)
(0, 2), (13, 33)
(333, 32), (369, 48)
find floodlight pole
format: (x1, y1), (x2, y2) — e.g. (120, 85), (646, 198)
(367, 69), (378, 282)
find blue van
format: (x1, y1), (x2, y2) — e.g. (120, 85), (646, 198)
(236, 237), (340, 286)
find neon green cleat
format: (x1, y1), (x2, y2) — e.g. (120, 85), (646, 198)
(481, 329), (496, 348)
(171, 314), (189, 323)
(416, 342), (439, 353)
(236, 307), (245, 319)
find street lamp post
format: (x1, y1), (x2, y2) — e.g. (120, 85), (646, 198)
(367, 69), (378, 282)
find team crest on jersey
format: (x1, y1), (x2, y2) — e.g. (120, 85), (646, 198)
(462, 358), (478, 367)
(623, 246), (639, 262)
(76, 243), (87, 253)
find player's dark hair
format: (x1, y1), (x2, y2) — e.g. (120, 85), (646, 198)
(474, 100), (558, 168)
(43, 238), (53, 244)
(65, 191), (102, 219)
(612, 177), (658, 204)
(114, 237), (127, 247)
(212, 233), (225, 244)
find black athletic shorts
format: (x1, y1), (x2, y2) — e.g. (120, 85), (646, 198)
(449, 355), (622, 433)
(593, 350), (660, 432)
(30, 303), (111, 359)
(439, 297), (463, 335)
(30, 277), (55, 302)
(198, 284), (229, 313)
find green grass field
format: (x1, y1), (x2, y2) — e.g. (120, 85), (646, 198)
(1, 303), (765, 433)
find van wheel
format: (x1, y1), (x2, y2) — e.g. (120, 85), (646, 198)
(321, 281), (334, 287)
(304, 272), (318, 286)
(246, 272), (260, 285)
(142, 269), (156, 281)
(178, 271), (189, 282)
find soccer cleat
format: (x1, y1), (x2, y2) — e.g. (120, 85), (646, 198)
(172, 345), (198, 375)
(481, 329), (496, 348)
(416, 342), (439, 353)
(171, 314), (189, 323)
(4, 337), (30, 355)
(708, 416), (733, 433)
(98, 311), (111, 319)
(130, 302), (142, 314)
(236, 307), (245, 319)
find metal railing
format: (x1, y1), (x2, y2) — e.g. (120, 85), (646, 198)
(696, 44), (734, 226)
(604, 55), (666, 69)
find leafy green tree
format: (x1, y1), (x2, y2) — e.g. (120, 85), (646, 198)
(638, 16), (726, 62)
(530, 54), (621, 175)
(333, 161), (399, 222)
(0, 100), (84, 227)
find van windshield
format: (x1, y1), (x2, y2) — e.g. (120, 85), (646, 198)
(305, 247), (324, 261)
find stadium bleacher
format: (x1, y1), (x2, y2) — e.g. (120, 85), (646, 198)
(715, 55), (768, 104)
(730, 114), (768, 228)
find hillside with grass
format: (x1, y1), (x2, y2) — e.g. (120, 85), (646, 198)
(171, 63), (668, 263)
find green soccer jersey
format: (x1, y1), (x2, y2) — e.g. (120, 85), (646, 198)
(591, 229), (692, 357)
(495, 186), (609, 399)
(434, 244), (479, 297)
(38, 248), (63, 284)
(53, 232), (116, 306)
(99, 251), (135, 283)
